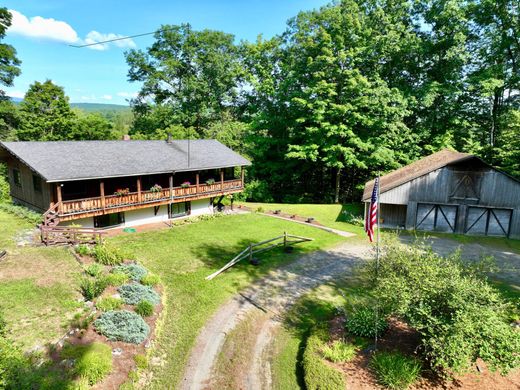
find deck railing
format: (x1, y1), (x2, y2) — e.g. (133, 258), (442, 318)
(59, 179), (243, 217)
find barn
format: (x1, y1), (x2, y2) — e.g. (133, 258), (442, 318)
(362, 149), (520, 239)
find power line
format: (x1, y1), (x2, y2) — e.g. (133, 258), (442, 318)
(69, 27), (173, 48)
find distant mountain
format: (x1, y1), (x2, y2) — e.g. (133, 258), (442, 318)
(70, 103), (131, 112)
(9, 97), (131, 113)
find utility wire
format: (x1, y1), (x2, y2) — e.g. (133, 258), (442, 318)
(69, 27), (174, 48)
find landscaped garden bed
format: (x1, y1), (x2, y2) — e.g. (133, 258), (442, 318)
(48, 243), (164, 389)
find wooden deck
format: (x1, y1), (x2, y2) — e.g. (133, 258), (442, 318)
(57, 179), (243, 221)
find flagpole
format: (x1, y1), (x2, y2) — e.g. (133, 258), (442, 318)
(374, 173), (381, 351)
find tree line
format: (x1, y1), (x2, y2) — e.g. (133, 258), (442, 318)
(1, 1), (519, 203)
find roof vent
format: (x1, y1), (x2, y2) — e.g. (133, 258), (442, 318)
(166, 133), (173, 144)
(122, 135), (131, 141)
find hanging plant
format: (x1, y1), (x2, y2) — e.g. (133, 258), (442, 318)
(205, 178), (215, 185)
(149, 184), (162, 193)
(114, 188), (130, 197)
(180, 181), (191, 188)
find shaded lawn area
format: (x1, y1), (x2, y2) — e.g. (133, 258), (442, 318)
(237, 202), (365, 235)
(107, 213), (345, 388)
(0, 209), (83, 350)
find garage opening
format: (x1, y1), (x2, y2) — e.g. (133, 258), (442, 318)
(415, 203), (457, 233)
(465, 207), (512, 237)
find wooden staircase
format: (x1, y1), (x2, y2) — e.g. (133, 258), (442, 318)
(40, 203), (104, 245)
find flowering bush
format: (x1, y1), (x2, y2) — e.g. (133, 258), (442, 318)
(181, 181), (191, 188)
(149, 184), (162, 193)
(114, 188), (130, 196)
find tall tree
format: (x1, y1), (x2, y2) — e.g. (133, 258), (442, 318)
(126, 24), (243, 137)
(17, 80), (74, 141)
(0, 8), (21, 140)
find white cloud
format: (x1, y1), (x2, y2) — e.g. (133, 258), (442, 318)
(117, 92), (138, 98)
(8, 90), (25, 99)
(84, 31), (136, 51)
(102, 94), (113, 100)
(8, 9), (78, 43)
(7, 9), (136, 50)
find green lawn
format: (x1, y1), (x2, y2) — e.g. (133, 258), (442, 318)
(237, 202), (365, 235)
(0, 209), (83, 350)
(107, 213), (345, 388)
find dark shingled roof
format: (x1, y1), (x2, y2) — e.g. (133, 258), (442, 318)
(362, 149), (473, 201)
(0, 139), (251, 182)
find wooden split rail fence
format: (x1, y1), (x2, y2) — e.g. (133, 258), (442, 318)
(205, 232), (313, 280)
(40, 226), (105, 246)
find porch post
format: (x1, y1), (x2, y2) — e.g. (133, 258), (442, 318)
(196, 172), (200, 193)
(241, 166), (245, 187)
(137, 177), (142, 203)
(169, 174), (174, 198)
(56, 184), (62, 214)
(100, 181), (105, 210)
(220, 169), (224, 190)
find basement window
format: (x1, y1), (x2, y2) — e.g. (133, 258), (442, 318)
(12, 169), (21, 187)
(33, 175), (42, 192)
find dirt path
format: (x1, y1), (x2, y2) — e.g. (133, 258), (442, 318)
(180, 242), (370, 390)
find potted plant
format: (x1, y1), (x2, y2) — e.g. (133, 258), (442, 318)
(150, 184), (162, 193)
(114, 188), (129, 197)
(181, 181), (191, 188)
(205, 178), (215, 185)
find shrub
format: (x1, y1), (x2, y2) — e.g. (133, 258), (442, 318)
(112, 263), (148, 282)
(75, 244), (92, 257)
(140, 273), (160, 287)
(103, 272), (129, 287)
(0, 202), (42, 225)
(370, 351), (421, 389)
(0, 311), (6, 337)
(61, 342), (113, 385)
(346, 307), (387, 338)
(118, 284), (160, 306)
(135, 300), (154, 317)
(96, 296), (123, 312)
(134, 354), (148, 369)
(0, 337), (30, 388)
(321, 340), (358, 363)
(84, 263), (103, 277)
(93, 244), (124, 265)
(303, 333), (346, 390)
(80, 277), (107, 301)
(94, 310), (150, 344)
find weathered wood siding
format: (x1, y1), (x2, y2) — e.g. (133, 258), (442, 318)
(6, 158), (52, 212)
(376, 161), (520, 239)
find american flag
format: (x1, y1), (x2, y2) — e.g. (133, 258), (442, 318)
(365, 177), (379, 242)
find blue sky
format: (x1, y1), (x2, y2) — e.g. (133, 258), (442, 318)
(4, 0), (328, 105)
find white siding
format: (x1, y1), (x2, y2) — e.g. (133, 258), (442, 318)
(124, 205), (169, 227)
(61, 216), (95, 228)
(190, 198), (214, 217)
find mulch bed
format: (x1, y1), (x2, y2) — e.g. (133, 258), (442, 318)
(237, 205), (325, 227)
(328, 317), (520, 390)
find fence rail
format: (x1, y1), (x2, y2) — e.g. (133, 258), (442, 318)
(40, 226), (105, 245)
(205, 232), (313, 280)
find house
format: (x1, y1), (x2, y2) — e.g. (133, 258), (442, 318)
(362, 149), (520, 239)
(0, 138), (250, 230)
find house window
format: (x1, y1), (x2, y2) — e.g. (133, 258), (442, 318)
(33, 174), (42, 192)
(94, 212), (125, 228)
(12, 169), (21, 187)
(169, 202), (190, 218)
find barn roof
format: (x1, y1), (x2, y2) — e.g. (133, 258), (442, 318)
(0, 139), (251, 183)
(362, 149), (474, 201)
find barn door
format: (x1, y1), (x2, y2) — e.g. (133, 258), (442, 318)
(415, 204), (457, 233)
(465, 207), (511, 237)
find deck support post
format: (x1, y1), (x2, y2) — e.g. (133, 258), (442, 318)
(169, 174), (174, 198)
(220, 169), (224, 191)
(196, 173), (200, 193)
(56, 184), (63, 214)
(137, 177), (142, 203)
(100, 181), (105, 210)
(241, 166), (245, 187)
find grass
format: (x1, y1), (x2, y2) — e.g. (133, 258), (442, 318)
(270, 328), (303, 390)
(107, 213), (345, 388)
(370, 351), (422, 389)
(237, 202), (365, 234)
(321, 340), (358, 363)
(0, 208), (83, 349)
